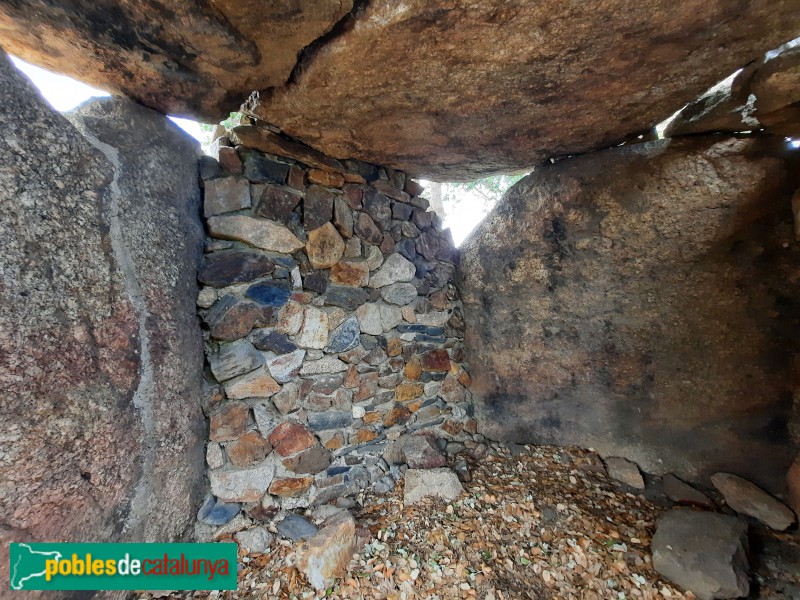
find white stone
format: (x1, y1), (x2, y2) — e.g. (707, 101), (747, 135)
(210, 462), (275, 502)
(415, 310), (450, 327)
(265, 349), (306, 383)
(403, 468), (464, 505)
(253, 403), (283, 437)
(300, 356), (349, 375)
(207, 215), (305, 253)
(369, 253), (416, 287)
(278, 301), (304, 335)
(364, 243), (383, 271)
(197, 287), (217, 308)
(297, 306), (329, 349)
(235, 526), (273, 554)
(356, 303), (383, 335)
(206, 441), (224, 469)
(352, 405), (366, 419)
(379, 304), (403, 332)
(424, 381), (441, 398)
(291, 266), (303, 289)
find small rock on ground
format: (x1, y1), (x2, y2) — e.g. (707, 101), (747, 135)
(276, 513), (319, 541)
(234, 526), (273, 553)
(662, 473), (714, 508)
(605, 456), (645, 489)
(404, 467), (463, 505)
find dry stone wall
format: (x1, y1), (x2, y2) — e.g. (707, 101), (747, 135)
(197, 127), (473, 515)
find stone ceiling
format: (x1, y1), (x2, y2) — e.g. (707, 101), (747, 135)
(2, 1), (798, 179)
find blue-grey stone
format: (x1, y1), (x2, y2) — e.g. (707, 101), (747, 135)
(251, 330), (297, 354)
(271, 256), (298, 269)
(327, 466), (350, 476)
(416, 334), (446, 344)
(325, 316), (360, 353)
(277, 514), (318, 541)
(246, 281), (292, 307)
(197, 496), (240, 526)
(324, 285), (368, 311)
(308, 411), (353, 431)
(397, 323), (428, 333)
(240, 149), (289, 184)
(396, 238), (417, 261)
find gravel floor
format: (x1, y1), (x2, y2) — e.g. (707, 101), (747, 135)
(139, 444), (800, 599)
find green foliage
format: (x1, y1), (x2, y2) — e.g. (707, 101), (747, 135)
(198, 112), (244, 146)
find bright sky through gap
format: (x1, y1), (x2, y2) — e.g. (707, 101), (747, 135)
(9, 56), (206, 143)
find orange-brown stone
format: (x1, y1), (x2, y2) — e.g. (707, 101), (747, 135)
(268, 421), (317, 457)
(441, 420), (463, 436)
(383, 405), (412, 427)
(269, 476), (314, 497)
(421, 349), (450, 372)
(350, 428), (379, 445)
(307, 168), (345, 188)
(344, 365), (360, 389)
(227, 430), (272, 467)
(330, 259), (369, 287)
(404, 356), (422, 381)
(363, 411), (382, 425)
(210, 402), (249, 442)
(458, 370), (472, 387)
(395, 383), (423, 402)
(386, 338), (403, 357)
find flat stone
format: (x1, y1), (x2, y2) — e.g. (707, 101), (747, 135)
(297, 306), (329, 350)
(404, 468), (463, 505)
(652, 510), (750, 600)
(262, 349), (305, 384)
(254, 184), (302, 224)
(210, 301), (272, 342)
(421, 349), (450, 372)
(210, 461), (275, 503)
(199, 251), (275, 288)
(711, 472), (796, 531)
(383, 405), (413, 427)
(306, 222), (346, 269)
(371, 180), (409, 203)
(330, 259), (369, 287)
(198, 497), (241, 526)
(251, 330), (297, 354)
(227, 430), (273, 468)
(362, 188), (392, 229)
(277, 514), (319, 542)
(297, 513), (360, 591)
(369, 254), (416, 288)
(325, 316), (361, 353)
(300, 356), (349, 375)
(415, 231), (440, 261)
(605, 457), (645, 489)
(308, 411), (353, 431)
(208, 215), (304, 253)
(304, 185), (335, 230)
(204, 176), (250, 217)
(333, 197), (354, 238)
(278, 301), (305, 335)
(307, 168), (345, 188)
(662, 474), (714, 508)
(379, 304), (402, 332)
(396, 383), (424, 402)
(216, 146), (243, 175)
(325, 286), (369, 311)
(282, 445), (332, 474)
(392, 201), (414, 221)
(209, 339), (264, 382)
(232, 127), (345, 173)
(224, 367), (280, 400)
(272, 380), (312, 415)
(344, 236), (361, 259)
(396, 238), (417, 261)
(209, 402), (250, 442)
(303, 271), (329, 295)
(269, 476), (314, 497)
(380, 282), (418, 306)
(235, 526), (273, 554)
(415, 310), (450, 327)
(354, 212), (383, 245)
(269, 421), (318, 457)
(356, 303), (383, 335)
(245, 281), (292, 307)
(240, 149), (289, 184)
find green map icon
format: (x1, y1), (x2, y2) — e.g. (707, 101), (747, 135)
(10, 543), (63, 590)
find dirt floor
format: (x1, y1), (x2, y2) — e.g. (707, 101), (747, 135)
(139, 445), (800, 599)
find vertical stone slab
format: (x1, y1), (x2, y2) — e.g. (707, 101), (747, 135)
(460, 136), (800, 493)
(0, 47), (205, 579)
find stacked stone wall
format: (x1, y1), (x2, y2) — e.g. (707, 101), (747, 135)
(196, 126), (474, 514)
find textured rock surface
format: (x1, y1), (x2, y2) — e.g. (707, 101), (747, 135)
(652, 510), (750, 600)
(3, 3), (799, 177)
(0, 49), (204, 569)
(248, 1), (800, 179)
(461, 136), (800, 492)
(604, 457), (645, 489)
(0, 1), (354, 121)
(403, 468), (464, 505)
(297, 513), (360, 591)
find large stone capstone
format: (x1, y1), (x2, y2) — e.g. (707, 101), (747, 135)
(2, 2), (799, 178)
(0, 49), (205, 573)
(460, 135), (800, 492)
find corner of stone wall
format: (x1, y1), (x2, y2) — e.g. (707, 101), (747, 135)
(194, 125), (475, 526)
